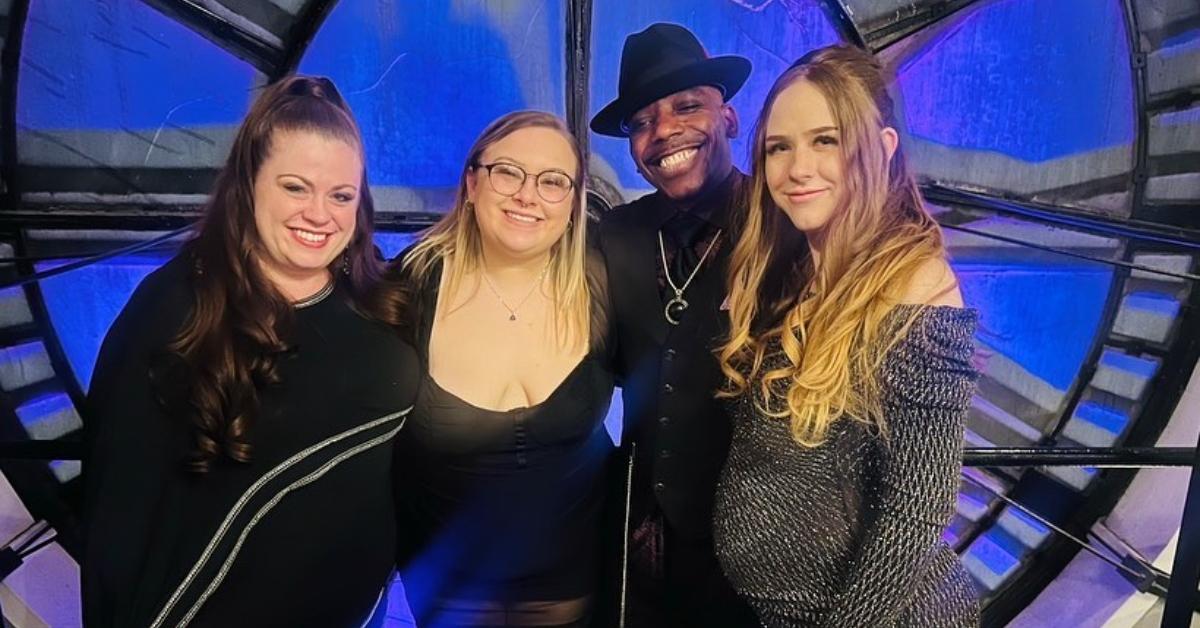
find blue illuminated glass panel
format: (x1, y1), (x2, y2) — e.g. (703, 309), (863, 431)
(588, 0), (843, 193)
(1122, 291), (1181, 317)
(16, 392), (82, 442)
(300, 0), (566, 191)
(1098, 349), (1158, 379)
(955, 260), (1111, 393)
(375, 232), (420, 261)
(18, 0), (259, 169)
(964, 530), (1021, 590)
(894, 0), (1134, 162)
(37, 254), (169, 391)
(1162, 27), (1200, 50)
(1074, 401), (1129, 436)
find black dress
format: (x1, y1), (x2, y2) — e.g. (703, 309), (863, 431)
(83, 255), (419, 628)
(394, 260), (615, 627)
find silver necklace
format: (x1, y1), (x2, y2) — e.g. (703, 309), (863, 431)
(293, 279), (335, 309)
(480, 259), (551, 321)
(657, 229), (722, 326)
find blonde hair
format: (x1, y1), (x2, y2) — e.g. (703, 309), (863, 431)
(718, 45), (946, 446)
(403, 111), (590, 348)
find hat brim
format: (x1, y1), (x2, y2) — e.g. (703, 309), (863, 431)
(590, 56), (751, 138)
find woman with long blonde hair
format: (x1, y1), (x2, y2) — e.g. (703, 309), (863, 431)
(374, 111), (613, 627)
(712, 45), (980, 627)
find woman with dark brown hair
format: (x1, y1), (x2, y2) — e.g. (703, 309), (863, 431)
(82, 76), (418, 628)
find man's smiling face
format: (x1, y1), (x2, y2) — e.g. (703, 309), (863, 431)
(625, 86), (738, 208)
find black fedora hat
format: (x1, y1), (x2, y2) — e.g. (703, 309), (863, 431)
(591, 23), (751, 138)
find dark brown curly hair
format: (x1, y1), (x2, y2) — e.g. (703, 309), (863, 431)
(171, 76), (381, 472)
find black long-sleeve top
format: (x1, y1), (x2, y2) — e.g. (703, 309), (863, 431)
(82, 256), (418, 628)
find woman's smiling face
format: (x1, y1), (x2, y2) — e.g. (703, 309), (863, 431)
(763, 79), (845, 238)
(467, 125), (578, 262)
(252, 129), (363, 297)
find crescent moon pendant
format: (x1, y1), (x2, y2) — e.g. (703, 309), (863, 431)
(665, 295), (688, 326)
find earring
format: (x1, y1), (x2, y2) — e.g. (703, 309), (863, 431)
(465, 200), (475, 213)
(341, 250), (351, 276)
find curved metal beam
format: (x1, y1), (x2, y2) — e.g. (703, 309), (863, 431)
(867, 0), (986, 52)
(924, 185), (1200, 247)
(565, 0), (593, 164)
(1165, 445), (1200, 624)
(816, 0), (866, 48)
(273, 0), (338, 79)
(1121, 0), (1150, 221)
(1, 0), (29, 210)
(964, 446), (1196, 468)
(140, 0), (282, 74)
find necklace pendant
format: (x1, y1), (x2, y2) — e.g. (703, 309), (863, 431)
(509, 313), (517, 321)
(664, 294), (688, 326)
(657, 228), (722, 328)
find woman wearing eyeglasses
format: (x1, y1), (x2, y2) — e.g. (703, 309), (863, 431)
(372, 111), (613, 627)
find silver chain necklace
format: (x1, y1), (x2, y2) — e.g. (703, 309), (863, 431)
(480, 259), (551, 321)
(657, 229), (722, 326)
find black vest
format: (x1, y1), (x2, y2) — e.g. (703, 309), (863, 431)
(597, 172), (745, 540)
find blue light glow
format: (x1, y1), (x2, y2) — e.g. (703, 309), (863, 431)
(1006, 507), (1050, 538)
(1123, 291), (1182, 317)
(1074, 401), (1129, 435)
(37, 255), (168, 391)
(982, 525), (1031, 560)
(384, 578), (415, 626)
(895, 0), (1134, 162)
(19, 0), (257, 131)
(1099, 349), (1158, 379)
(3, 341), (45, 362)
(966, 531), (1021, 578)
(1156, 107), (1200, 126)
(300, 0), (566, 189)
(15, 392), (79, 440)
(955, 261), (1112, 391)
(48, 458), (82, 483)
(375, 232), (421, 261)
(1161, 28), (1200, 52)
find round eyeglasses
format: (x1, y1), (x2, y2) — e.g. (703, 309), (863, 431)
(475, 162), (576, 204)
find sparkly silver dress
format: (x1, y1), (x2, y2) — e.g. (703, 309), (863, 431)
(713, 306), (981, 628)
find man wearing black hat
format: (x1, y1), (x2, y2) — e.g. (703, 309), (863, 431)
(591, 22), (758, 628)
